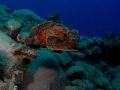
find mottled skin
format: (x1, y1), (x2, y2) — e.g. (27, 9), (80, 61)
(17, 21), (79, 51)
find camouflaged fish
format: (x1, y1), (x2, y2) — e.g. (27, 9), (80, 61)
(17, 21), (79, 51)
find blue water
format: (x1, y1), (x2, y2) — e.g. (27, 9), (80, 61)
(1, 0), (120, 37)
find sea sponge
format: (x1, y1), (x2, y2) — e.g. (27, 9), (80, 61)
(27, 68), (66, 90)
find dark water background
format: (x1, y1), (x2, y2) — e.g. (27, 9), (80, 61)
(0, 0), (120, 37)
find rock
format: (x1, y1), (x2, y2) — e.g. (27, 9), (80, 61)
(0, 50), (11, 71)
(84, 46), (102, 60)
(12, 9), (43, 22)
(5, 19), (22, 31)
(72, 79), (95, 90)
(87, 46), (101, 56)
(0, 15), (10, 22)
(29, 48), (65, 75)
(5, 19), (22, 38)
(0, 31), (16, 51)
(95, 77), (114, 90)
(79, 37), (101, 49)
(69, 52), (86, 61)
(66, 65), (88, 80)
(27, 68), (66, 90)
(0, 80), (7, 90)
(11, 70), (23, 85)
(10, 9), (44, 35)
(65, 86), (80, 90)
(102, 36), (120, 66)
(112, 66), (120, 89)
(112, 77), (120, 90)
(0, 22), (5, 29)
(66, 61), (113, 89)
(0, 30), (31, 75)
(56, 52), (72, 65)
(28, 48), (67, 80)
(0, 5), (12, 15)
(0, 66), (4, 81)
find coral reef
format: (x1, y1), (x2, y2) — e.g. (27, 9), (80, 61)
(0, 5), (120, 90)
(0, 6), (44, 37)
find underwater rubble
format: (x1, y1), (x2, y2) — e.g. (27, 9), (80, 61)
(0, 5), (120, 90)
